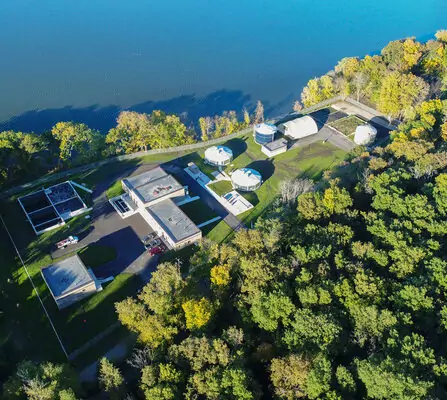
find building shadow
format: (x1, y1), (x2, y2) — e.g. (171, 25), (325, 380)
(239, 191), (259, 207)
(246, 159), (275, 182)
(225, 137), (248, 158)
(91, 226), (145, 277)
(308, 108), (330, 129)
(367, 116), (392, 140)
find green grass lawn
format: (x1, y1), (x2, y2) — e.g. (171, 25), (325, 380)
(202, 220), (234, 243)
(329, 115), (365, 137)
(180, 200), (217, 225)
(207, 180), (233, 196)
(105, 181), (124, 199)
(0, 199), (140, 360)
(78, 244), (117, 269)
(178, 135), (347, 231)
(230, 139), (346, 226)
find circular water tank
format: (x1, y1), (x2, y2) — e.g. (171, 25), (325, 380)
(354, 124), (378, 145)
(231, 168), (262, 191)
(204, 146), (233, 166)
(254, 123), (277, 144)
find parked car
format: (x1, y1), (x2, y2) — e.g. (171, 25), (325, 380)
(149, 246), (164, 256)
(142, 232), (157, 247)
(56, 236), (79, 249)
(147, 238), (161, 248)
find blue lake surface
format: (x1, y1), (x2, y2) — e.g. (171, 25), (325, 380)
(1, 0), (446, 132)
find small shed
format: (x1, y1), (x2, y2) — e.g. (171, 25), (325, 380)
(279, 116), (319, 140)
(41, 254), (102, 310)
(231, 168), (262, 191)
(262, 138), (288, 157)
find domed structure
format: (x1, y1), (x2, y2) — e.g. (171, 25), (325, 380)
(278, 115), (318, 139)
(204, 146), (233, 167)
(231, 168), (262, 191)
(354, 124), (378, 145)
(254, 123), (277, 145)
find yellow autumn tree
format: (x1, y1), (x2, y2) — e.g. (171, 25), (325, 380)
(182, 298), (213, 330)
(210, 264), (231, 286)
(441, 122), (447, 141)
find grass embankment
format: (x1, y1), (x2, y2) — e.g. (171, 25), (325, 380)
(207, 180), (233, 196)
(179, 200), (217, 225)
(329, 115), (365, 137)
(106, 181), (124, 199)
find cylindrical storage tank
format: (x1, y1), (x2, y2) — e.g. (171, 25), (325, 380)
(204, 146), (233, 166)
(354, 124), (378, 145)
(231, 168), (262, 191)
(254, 123), (277, 145)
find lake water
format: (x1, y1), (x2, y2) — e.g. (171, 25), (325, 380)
(1, 0), (446, 133)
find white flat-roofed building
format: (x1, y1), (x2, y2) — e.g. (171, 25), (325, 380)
(41, 254), (102, 310)
(116, 167), (202, 250)
(278, 116), (319, 140)
(262, 138), (288, 157)
(143, 198), (202, 249)
(122, 167), (185, 208)
(231, 168), (262, 191)
(204, 146), (233, 167)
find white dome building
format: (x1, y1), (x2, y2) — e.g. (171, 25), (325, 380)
(231, 168), (262, 191)
(354, 124), (377, 145)
(278, 116), (319, 140)
(254, 123), (277, 145)
(204, 146), (233, 167)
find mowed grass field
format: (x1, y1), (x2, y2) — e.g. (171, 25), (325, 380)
(179, 134), (346, 227)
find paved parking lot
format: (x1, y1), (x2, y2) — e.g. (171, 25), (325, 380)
(52, 167), (162, 282)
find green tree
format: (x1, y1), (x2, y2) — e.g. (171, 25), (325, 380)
(270, 355), (310, 399)
(98, 358), (125, 399)
(51, 121), (103, 165)
(3, 361), (79, 400)
(250, 291), (295, 331)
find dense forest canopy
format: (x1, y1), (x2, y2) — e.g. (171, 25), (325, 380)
(3, 31), (447, 399)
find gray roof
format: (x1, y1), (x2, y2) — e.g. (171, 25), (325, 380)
(263, 138), (288, 151)
(41, 255), (93, 299)
(123, 167), (167, 190)
(147, 199), (200, 243)
(123, 167), (184, 204)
